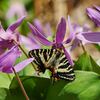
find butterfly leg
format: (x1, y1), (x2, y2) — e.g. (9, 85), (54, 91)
(50, 68), (60, 84)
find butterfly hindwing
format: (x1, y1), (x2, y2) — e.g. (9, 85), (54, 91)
(29, 49), (75, 81)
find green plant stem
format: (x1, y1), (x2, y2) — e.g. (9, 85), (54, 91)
(12, 67), (29, 100)
(7, 74), (12, 81)
(13, 40), (37, 71)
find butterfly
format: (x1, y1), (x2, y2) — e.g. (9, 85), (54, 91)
(29, 48), (75, 81)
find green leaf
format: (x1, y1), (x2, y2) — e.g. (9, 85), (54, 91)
(0, 88), (9, 100)
(7, 76), (51, 100)
(0, 72), (13, 89)
(94, 44), (100, 51)
(6, 71), (100, 100)
(74, 52), (100, 74)
(41, 69), (51, 78)
(46, 71), (100, 100)
(97, 59), (100, 66)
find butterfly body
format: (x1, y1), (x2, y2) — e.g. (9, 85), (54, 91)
(29, 49), (75, 81)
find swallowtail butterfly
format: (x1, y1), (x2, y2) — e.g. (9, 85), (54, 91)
(29, 49), (75, 81)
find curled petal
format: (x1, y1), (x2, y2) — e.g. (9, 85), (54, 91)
(62, 45), (74, 66)
(33, 19), (44, 35)
(1, 58), (34, 73)
(0, 45), (21, 66)
(33, 19), (52, 37)
(28, 22), (53, 46)
(7, 16), (25, 32)
(94, 5), (100, 12)
(56, 17), (66, 43)
(14, 58), (34, 72)
(86, 7), (100, 27)
(0, 45), (21, 73)
(65, 16), (75, 43)
(77, 32), (100, 43)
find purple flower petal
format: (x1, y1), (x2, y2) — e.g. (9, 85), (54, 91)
(28, 33), (40, 44)
(1, 66), (12, 73)
(0, 23), (5, 33)
(28, 22), (53, 46)
(7, 16), (25, 32)
(70, 37), (80, 51)
(0, 38), (8, 54)
(82, 24), (91, 32)
(0, 45), (21, 66)
(62, 45), (74, 66)
(67, 16), (74, 34)
(86, 7), (100, 27)
(6, 1), (27, 19)
(33, 19), (44, 35)
(71, 23), (82, 33)
(14, 31), (20, 42)
(65, 16), (75, 43)
(14, 58), (34, 72)
(1, 57), (34, 73)
(45, 23), (52, 37)
(94, 5), (100, 12)
(56, 17), (66, 43)
(0, 40), (14, 51)
(0, 45), (21, 73)
(0, 26), (7, 43)
(21, 35), (41, 50)
(33, 19), (52, 37)
(0, 39), (9, 47)
(77, 32), (100, 43)
(0, 48), (5, 55)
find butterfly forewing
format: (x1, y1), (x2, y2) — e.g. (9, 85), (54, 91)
(29, 49), (75, 81)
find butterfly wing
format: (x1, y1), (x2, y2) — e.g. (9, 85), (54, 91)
(29, 49), (48, 72)
(29, 49), (75, 81)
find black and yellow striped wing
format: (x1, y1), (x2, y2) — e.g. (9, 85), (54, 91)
(29, 49), (75, 81)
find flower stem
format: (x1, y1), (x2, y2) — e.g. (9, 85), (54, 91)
(13, 40), (37, 71)
(18, 44), (29, 58)
(80, 41), (86, 53)
(12, 67), (29, 100)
